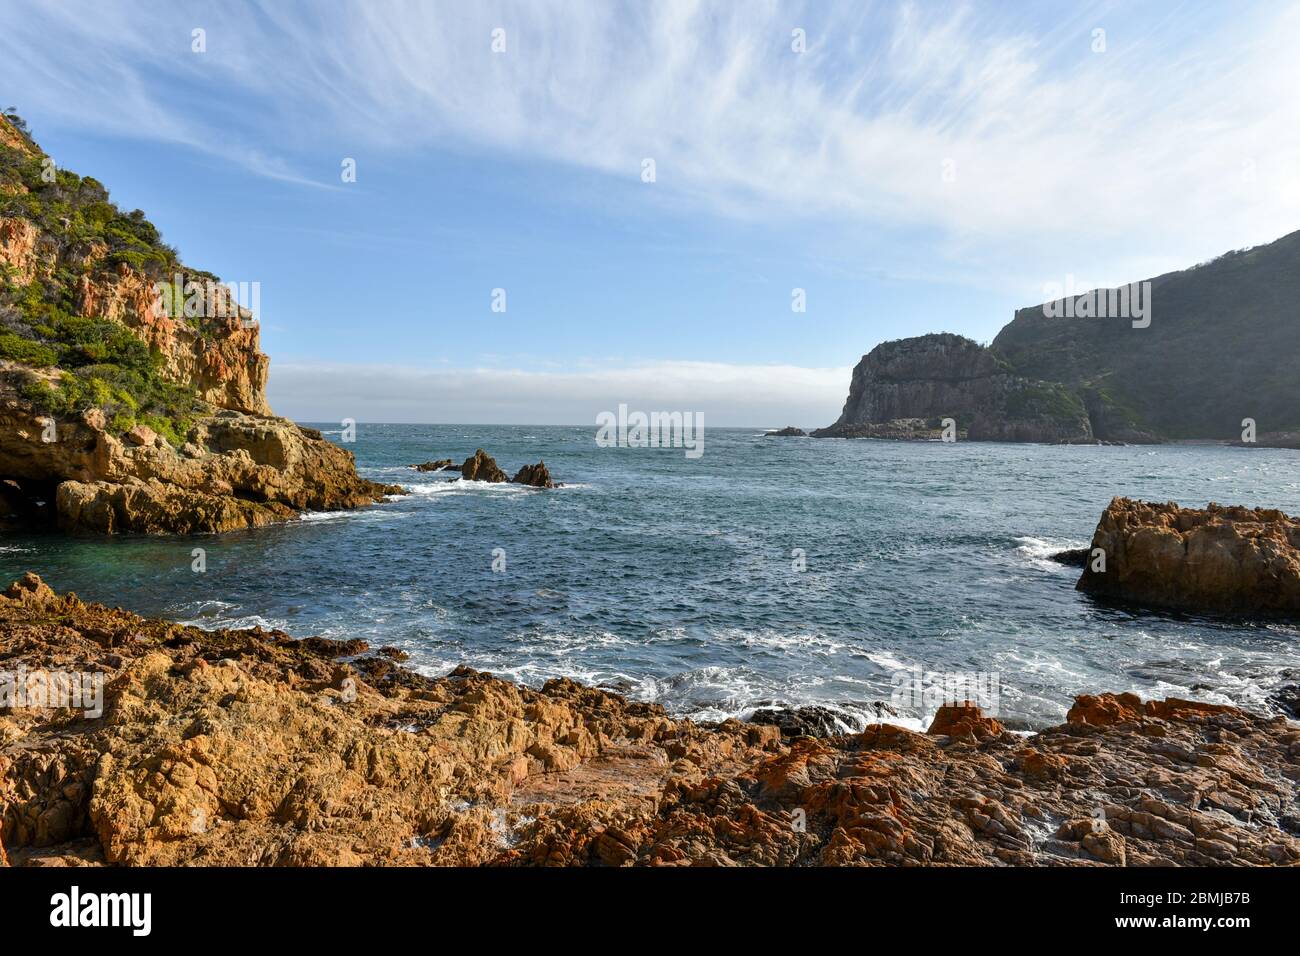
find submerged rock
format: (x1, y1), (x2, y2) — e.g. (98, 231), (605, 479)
(459, 449), (507, 483)
(510, 461), (554, 488)
(410, 459), (459, 472)
(1077, 497), (1300, 615)
(764, 426), (806, 437)
(1, 576), (1297, 868)
(1049, 547), (1090, 567)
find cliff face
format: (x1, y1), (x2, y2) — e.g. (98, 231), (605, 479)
(813, 333), (1094, 443)
(3, 575), (1297, 867)
(821, 229), (1300, 443)
(0, 114), (397, 532)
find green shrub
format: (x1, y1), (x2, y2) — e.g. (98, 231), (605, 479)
(0, 331), (57, 366)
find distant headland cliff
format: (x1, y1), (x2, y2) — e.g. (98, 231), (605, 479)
(0, 113), (399, 533)
(815, 229), (1300, 444)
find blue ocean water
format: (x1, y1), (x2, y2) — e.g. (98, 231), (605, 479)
(4, 425), (1299, 729)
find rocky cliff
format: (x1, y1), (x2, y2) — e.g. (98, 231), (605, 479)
(813, 333), (1094, 442)
(0, 113), (397, 532)
(820, 229), (1300, 443)
(2, 575), (1297, 866)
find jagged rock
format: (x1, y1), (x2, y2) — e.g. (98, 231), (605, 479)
(765, 426), (806, 437)
(1, 577), (1297, 867)
(926, 702), (1006, 738)
(460, 449), (506, 483)
(410, 459), (459, 472)
(1076, 497), (1300, 614)
(749, 706), (846, 738)
(1066, 692), (1234, 726)
(510, 461), (554, 488)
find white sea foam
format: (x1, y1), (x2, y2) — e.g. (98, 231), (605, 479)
(298, 510), (354, 522)
(865, 650), (910, 672)
(405, 479), (530, 496)
(178, 612), (290, 632)
(1013, 534), (1088, 571)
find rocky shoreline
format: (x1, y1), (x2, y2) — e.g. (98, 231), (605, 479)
(2, 574), (1295, 867)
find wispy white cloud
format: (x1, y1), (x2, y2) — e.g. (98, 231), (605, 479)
(3, 0), (1298, 275)
(267, 360), (851, 427)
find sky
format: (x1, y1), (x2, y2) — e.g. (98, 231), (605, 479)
(2, 0), (1298, 426)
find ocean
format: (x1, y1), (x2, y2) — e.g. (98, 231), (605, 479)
(4, 424), (1298, 730)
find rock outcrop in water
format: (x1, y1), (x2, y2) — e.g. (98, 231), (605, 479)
(459, 448), (507, 483)
(1077, 497), (1300, 615)
(410, 459), (458, 473)
(510, 461), (554, 488)
(3, 575), (1296, 867)
(0, 114), (398, 533)
(812, 333), (1094, 443)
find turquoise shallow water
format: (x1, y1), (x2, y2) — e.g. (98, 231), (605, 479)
(4, 425), (1299, 729)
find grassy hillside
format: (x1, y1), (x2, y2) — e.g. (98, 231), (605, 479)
(993, 231), (1300, 440)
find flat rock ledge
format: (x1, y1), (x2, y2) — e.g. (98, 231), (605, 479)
(1077, 496), (1300, 615)
(2, 574), (1296, 867)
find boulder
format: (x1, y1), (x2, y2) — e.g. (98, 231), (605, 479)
(510, 461), (554, 488)
(0, 399), (403, 535)
(1076, 497), (1300, 614)
(124, 423), (157, 447)
(926, 702), (1006, 738)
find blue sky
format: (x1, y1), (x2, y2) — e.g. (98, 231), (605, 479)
(2, 0), (1298, 425)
